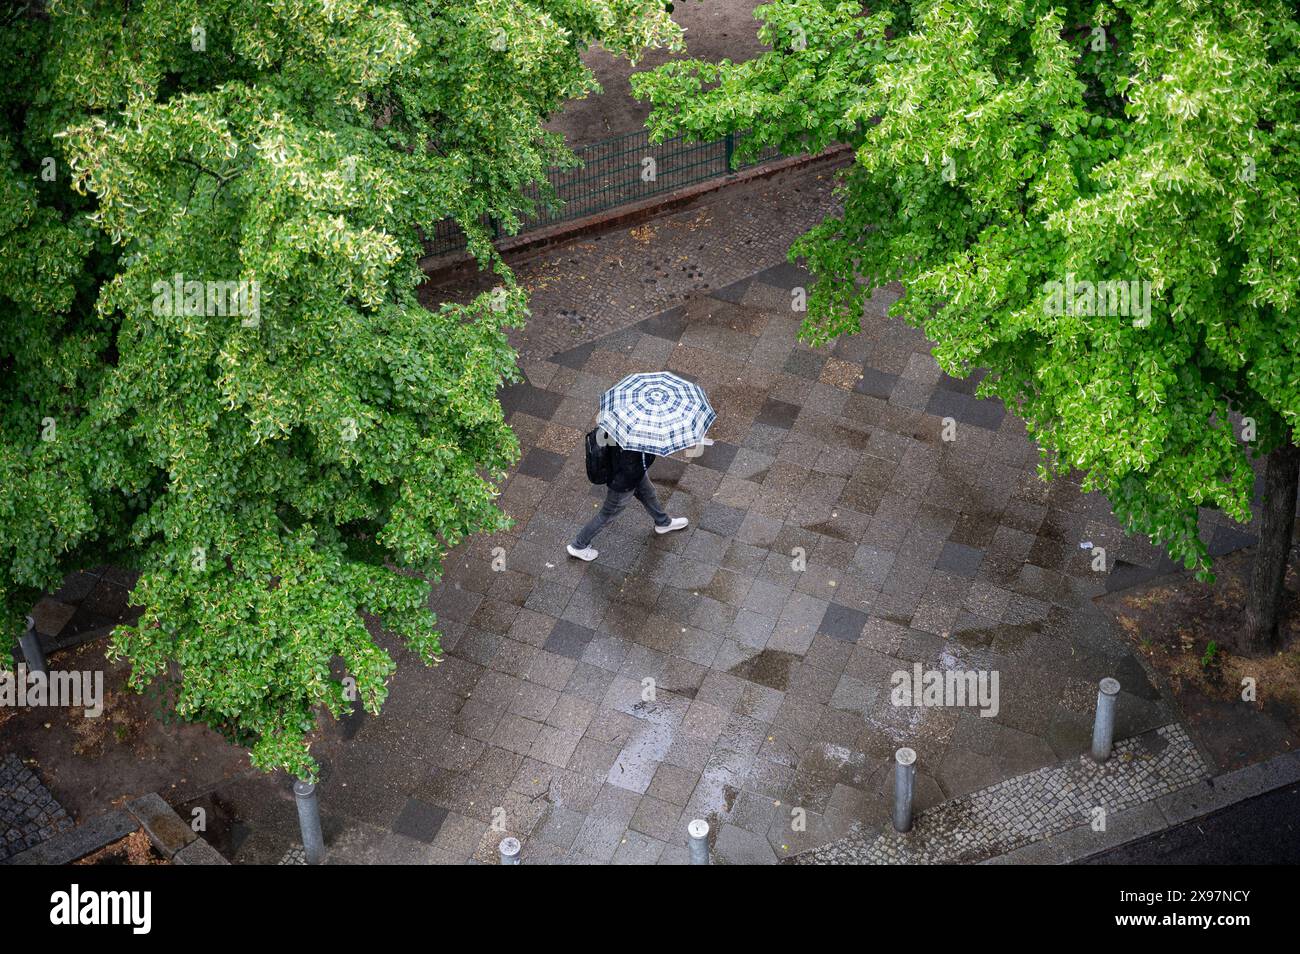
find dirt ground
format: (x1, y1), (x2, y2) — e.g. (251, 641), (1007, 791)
(1, 636), (252, 821)
(1099, 545), (1300, 772)
(547, 1), (770, 146)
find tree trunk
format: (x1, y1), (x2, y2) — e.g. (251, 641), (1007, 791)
(1243, 436), (1300, 653)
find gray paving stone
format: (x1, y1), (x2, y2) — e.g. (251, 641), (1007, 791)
(790, 724), (1208, 864)
(127, 793), (196, 859)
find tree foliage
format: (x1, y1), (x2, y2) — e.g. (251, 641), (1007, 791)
(635, 0), (1300, 577)
(1, 0), (679, 777)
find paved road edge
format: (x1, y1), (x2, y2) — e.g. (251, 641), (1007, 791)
(980, 749), (1300, 865)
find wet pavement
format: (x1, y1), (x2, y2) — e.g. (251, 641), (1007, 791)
(258, 254), (1245, 865)
(6, 162), (1255, 865)
(794, 723), (1208, 864)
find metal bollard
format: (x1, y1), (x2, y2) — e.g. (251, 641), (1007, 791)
(293, 779), (325, 865)
(498, 837), (521, 865)
(1091, 677), (1121, 762)
(893, 748), (917, 833)
(18, 616), (47, 677)
(687, 818), (710, 865)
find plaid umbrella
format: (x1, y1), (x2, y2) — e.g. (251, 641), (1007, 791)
(597, 372), (716, 456)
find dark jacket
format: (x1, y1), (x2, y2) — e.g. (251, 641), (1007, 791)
(609, 448), (657, 493)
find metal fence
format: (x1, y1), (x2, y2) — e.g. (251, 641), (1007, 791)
(427, 128), (782, 257)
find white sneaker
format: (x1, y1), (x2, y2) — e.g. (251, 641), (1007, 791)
(655, 517), (689, 534)
(566, 544), (598, 562)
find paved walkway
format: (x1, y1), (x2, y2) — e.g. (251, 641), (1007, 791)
(6, 162), (1256, 864)
(247, 236), (1247, 864)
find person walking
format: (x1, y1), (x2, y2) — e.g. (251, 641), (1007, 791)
(567, 434), (688, 561)
(566, 371), (715, 563)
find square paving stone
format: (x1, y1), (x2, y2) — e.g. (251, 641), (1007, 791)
(714, 822), (778, 864)
(784, 350), (827, 380)
(535, 805), (587, 849)
(755, 397), (802, 429)
(645, 762), (701, 806)
(936, 368), (986, 395)
(545, 693), (596, 732)
(722, 541), (768, 576)
(755, 260), (811, 289)
(926, 389), (1006, 431)
(744, 423), (788, 455)
(499, 382), (565, 419)
(700, 501), (747, 537)
(526, 650), (578, 691)
(711, 277), (753, 304)
(818, 603), (870, 643)
(544, 619), (599, 659)
(453, 699), (505, 742)
(692, 441), (740, 474)
(741, 580), (793, 618)
(550, 340), (600, 371)
(936, 541), (985, 578)
(853, 367), (898, 401)
(517, 448), (568, 481)
(530, 725), (585, 768)
(682, 529), (730, 565)
(490, 714), (543, 756)
(510, 682), (560, 722)
(629, 794), (684, 844)
(567, 737), (621, 780)
(390, 798), (449, 844)
(565, 661), (616, 701)
(636, 305), (688, 341)
(611, 830), (667, 865)
(730, 609), (777, 649)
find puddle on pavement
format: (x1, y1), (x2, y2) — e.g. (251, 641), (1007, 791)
(950, 622), (1036, 656)
(728, 648), (800, 691)
(696, 784), (741, 836)
(866, 697), (958, 748)
(793, 742), (872, 797)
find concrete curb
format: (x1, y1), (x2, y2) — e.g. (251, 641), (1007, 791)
(127, 792), (199, 860)
(4, 809), (137, 865)
(3, 792), (229, 866)
(979, 750), (1300, 865)
(125, 792), (229, 865)
(418, 144), (854, 281)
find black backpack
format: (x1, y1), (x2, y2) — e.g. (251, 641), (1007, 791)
(584, 429), (617, 485)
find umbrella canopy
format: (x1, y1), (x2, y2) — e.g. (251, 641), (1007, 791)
(597, 371), (715, 456)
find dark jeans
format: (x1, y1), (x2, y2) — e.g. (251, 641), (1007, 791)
(574, 473), (670, 548)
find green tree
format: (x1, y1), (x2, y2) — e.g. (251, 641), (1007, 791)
(1, 0), (679, 777)
(634, 0), (1300, 651)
